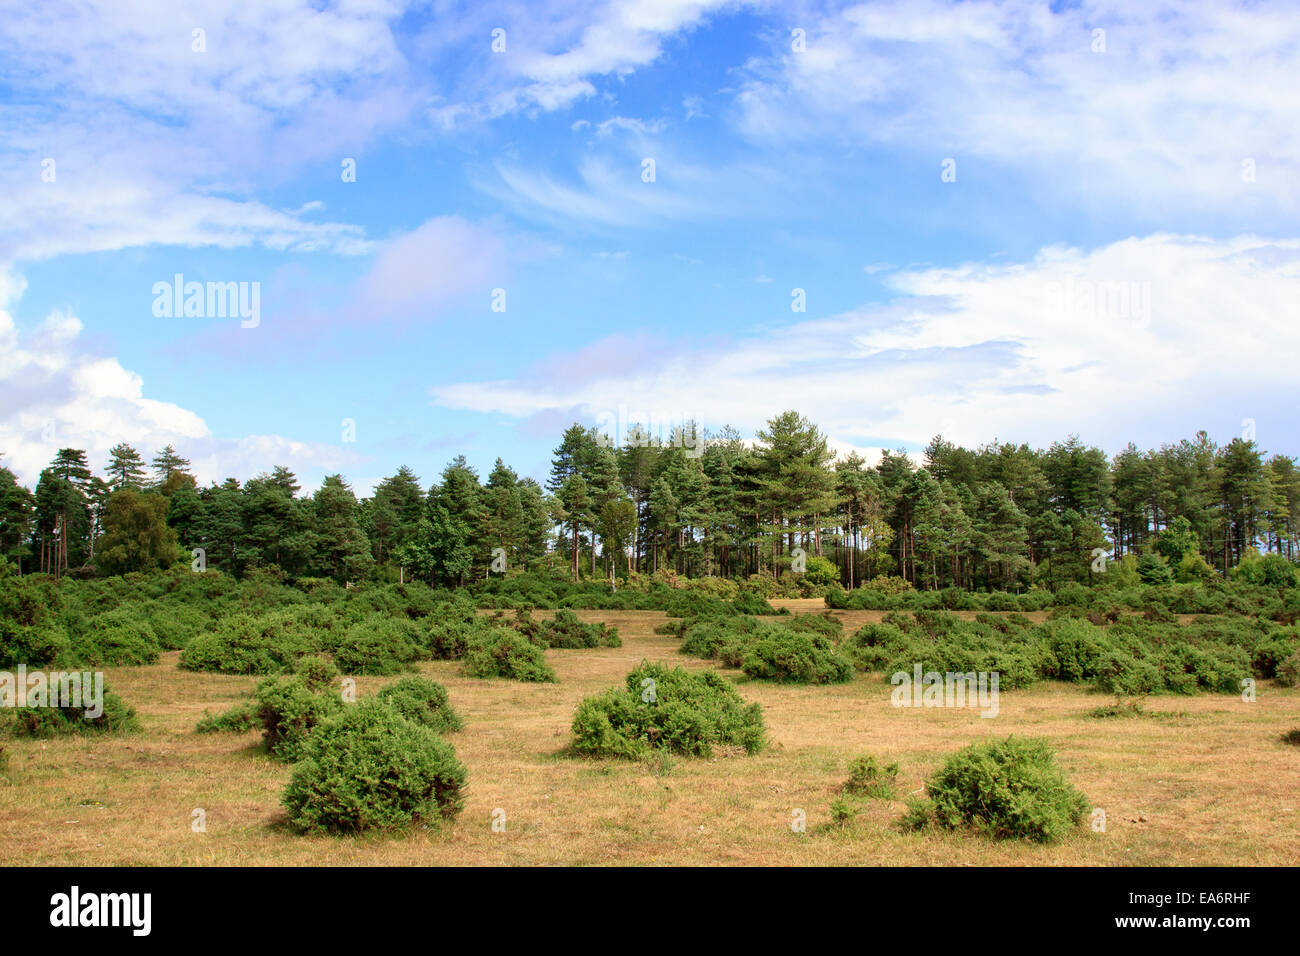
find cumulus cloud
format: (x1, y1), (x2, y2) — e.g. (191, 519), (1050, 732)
(0, 269), (363, 487)
(429, 233), (1300, 454)
(733, 0), (1300, 220)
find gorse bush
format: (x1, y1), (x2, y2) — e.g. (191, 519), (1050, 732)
(195, 700), (260, 734)
(282, 701), (467, 835)
(843, 754), (899, 799)
(180, 609), (324, 674)
(904, 736), (1088, 843)
(837, 611), (1271, 697)
(461, 627), (557, 682)
(253, 669), (345, 762)
(6, 682), (139, 738)
(741, 627), (853, 684)
(0, 619), (69, 669)
(326, 615), (424, 675)
(72, 608), (163, 666)
(570, 661), (765, 759)
(536, 609), (621, 648)
(375, 676), (462, 734)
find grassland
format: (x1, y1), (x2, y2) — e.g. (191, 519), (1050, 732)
(2, 602), (1298, 866)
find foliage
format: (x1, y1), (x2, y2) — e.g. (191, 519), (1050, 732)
(569, 661), (765, 759)
(842, 754), (899, 799)
(904, 736), (1089, 842)
(461, 627), (557, 682)
(5, 681), (139, 737)
(375, 676), (462, 733)
(282, 701), (467, 835)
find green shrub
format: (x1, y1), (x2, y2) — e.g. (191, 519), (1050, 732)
(328, 615), (424, 675)
(282, 701), (467, 835)
(0, 620), (70, 669)
(1041, 618), (1110, 682)
(180, 610), (322, 674)
(730, 592), (778, 615)
(1094, 649), (1164, 696)
(570, 661), (765, 759)
(829, 796), (859, 826)
(843, 754), (899, 799)
(72, 608), (162, 665)
(195, 700), (260, 734)
(537, 609), (621, 648)
(787, 611), (843, 640)
(679, 616), (757, 661)
(7, 681), (139, 737)
(1281, 729), (1300, 747)
(741, 627), (853, 684)
(462, 627), (557, 682)
(376, 676), (462, 733)
(1276, 652), (1300, 688)
(905, 736), (1088, 843)
(254, 672), (344, 761)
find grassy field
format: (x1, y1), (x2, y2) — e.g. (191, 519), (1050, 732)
(3, 601), (1298, 866)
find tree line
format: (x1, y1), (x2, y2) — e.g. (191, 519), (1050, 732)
(0, 411), (1296, 589)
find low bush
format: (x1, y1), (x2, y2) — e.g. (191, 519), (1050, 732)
(537, 610), (621, 648)
(72, 608), (162, 666)
(282, 701), (467, 835)
(741, 627), (853, 684)
(1277, 652), (1300, 688)
(904, 736), (1088, 842)
(462, 628), (557, 682)
(180, 609), (323, 674)
(843, 754), (899, 799)
(6, 681), (139, 737)
(0, 620), (70, 669)
(375, 676), (462, 733)
(254, 668), (345, 761)
(327, 615), (424, 675)
(569, 661), (765, 759)
(195, 700), (260, 734)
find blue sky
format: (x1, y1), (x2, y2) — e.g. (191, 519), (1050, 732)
(2, 0), (1298, 494)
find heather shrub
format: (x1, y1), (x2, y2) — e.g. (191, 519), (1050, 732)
(462, 627), (557, 682)
(570, 661), (765, 759)
(282, 701), (467, 835)
(904, 736), (1088, 843)
(375, 676), (461, 733)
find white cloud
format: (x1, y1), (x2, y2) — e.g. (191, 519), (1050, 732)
(733, 0), (1300, 217)
(0, 269), (362, 487)
(429, 233), (1300, 454)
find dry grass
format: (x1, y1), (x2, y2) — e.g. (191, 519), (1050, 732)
(2, 607), (1298, 866)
